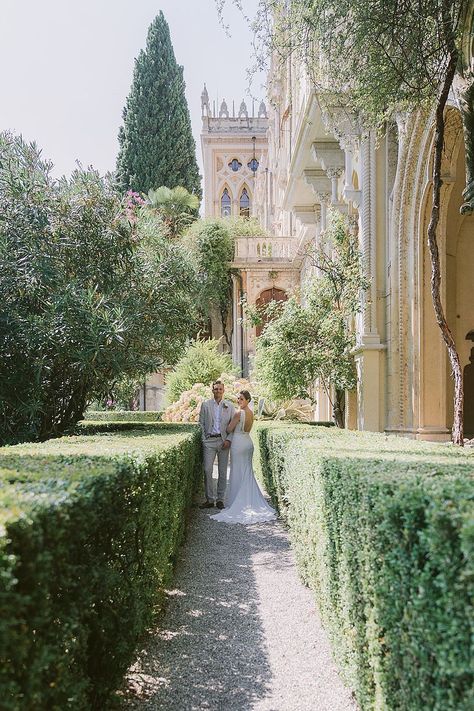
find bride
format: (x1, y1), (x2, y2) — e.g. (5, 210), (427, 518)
(211, 390), (276, 525)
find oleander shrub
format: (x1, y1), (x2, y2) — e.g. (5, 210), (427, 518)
(0, 133), (197, 445)
(255, 423), (474, 710)
(0, 423), (201, 710)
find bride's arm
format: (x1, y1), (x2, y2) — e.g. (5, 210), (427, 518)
(226, 411), (241, 433)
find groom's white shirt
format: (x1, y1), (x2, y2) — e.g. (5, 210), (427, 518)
(209, 400), (222, 435)
(199, 398), (235, 442)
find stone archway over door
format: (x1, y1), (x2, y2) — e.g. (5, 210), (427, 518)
(255, 288), (287, 337)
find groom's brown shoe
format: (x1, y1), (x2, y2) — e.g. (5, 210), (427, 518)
(199, 500), (215, 509)
(216, 500), (225, 509)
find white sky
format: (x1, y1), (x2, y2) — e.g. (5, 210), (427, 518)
(1, 0), (264, 179)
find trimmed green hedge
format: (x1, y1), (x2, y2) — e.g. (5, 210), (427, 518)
(0, 423), (201, 710)
(74, 421), (172, 436)
(255, 424), (474, 711)
(83, 410), (163, 422)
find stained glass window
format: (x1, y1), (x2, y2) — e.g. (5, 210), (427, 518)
(239, 187), (250, 218)
(229, 158), (242, 172)
(221, 187), (231, 217)
(247, 158), (259, 172)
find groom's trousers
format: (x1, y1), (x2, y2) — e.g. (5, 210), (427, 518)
(202, 437), (230, 502)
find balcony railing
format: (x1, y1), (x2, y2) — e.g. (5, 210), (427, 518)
(233, 237), (297, 263)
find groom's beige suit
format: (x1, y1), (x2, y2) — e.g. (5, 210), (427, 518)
(199, 398), (236, 502)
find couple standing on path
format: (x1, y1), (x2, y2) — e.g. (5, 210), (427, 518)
(198, 380), (276, 524)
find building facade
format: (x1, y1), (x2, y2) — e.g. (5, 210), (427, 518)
(201, 5), (474, 439)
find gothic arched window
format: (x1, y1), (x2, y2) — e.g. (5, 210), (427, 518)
(239, 187), (250, 218)
(221, 187), (231, 217)
(229, 158), (242, 172)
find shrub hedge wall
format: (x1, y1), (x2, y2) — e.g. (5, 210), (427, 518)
(0, 423), (201, 710)
(83, 410), (163, 422)
(255, 423), (474, 711)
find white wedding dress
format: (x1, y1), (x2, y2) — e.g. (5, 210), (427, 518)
(211, 410), (276, 525)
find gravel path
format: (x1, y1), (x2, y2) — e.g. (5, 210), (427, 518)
(120, 494), (357, 711)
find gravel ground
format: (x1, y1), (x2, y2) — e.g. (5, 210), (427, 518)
(119, 486), (358, 711)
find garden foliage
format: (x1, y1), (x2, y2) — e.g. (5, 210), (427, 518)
(0, 133), (197, 444)
(254, 210), (365, 424)
(182, 219), (236, 348)
(0, 423), (201, 710)
(146, 185), (200, 238)
(255, 423), (474, 710)
(165, 338), (236, 405)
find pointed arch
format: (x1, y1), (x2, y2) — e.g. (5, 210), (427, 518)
(239, 184), (251, 218)
(220, 184), (232, 217)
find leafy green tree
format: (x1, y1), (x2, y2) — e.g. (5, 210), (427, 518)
(116, 12), (201, 199)
(254, 210), (366, 426)
(146, 185), (199, 238)
(0, 133), (197, 444)
(165, 337), (236, 404)
(182, 219), (236, 349)
(221, 0), (471, 443)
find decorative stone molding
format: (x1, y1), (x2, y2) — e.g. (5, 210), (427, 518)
(319, 101), (361, 150)
(201, 84), (210, 117)
(311, 141), (345, 171)
(292, 204), (321, 225)
(453, 1), (474, 213)
(219, 100), (229, 118)
(303, 170), (332, 230)
(311, 141), (345, 203)
(238, 100), (248, 119)
(303, 170), (331, 198)
(258, 100), (268, 118)
(344, 188), (362, 208)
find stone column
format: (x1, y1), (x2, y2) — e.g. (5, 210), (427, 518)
(231, 274), (242, 372)
(352, 131), (386, 432)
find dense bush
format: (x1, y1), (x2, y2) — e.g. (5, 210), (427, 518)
(182, 219), (236, 348)
(165, 338), (235, 404)
(255, 423), (474, 710)
(0, 133), (197, 444)
(0, 423), (201, 710)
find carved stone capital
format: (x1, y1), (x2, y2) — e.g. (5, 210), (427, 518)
(326, 166), (344, 180)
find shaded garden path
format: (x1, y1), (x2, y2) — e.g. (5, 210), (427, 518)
(120, 498), (357, 711)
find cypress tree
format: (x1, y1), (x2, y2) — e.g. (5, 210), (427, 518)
(116, 12), (201, 198)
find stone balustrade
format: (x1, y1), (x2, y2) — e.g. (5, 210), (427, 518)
(233, 236), (296, 262)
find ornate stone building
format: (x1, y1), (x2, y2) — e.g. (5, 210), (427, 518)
(201, 4), (474, 439)
(200, 86), (299, 375)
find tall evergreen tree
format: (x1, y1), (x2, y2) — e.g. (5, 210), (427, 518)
(116, 12), (201, 198)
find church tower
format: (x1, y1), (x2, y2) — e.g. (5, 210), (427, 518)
(200, 84), (269, 218)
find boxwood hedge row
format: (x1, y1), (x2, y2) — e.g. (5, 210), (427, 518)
(0, 423), (201, 710)
(255, 423), (474, 711)
(83, 410), (163, 422)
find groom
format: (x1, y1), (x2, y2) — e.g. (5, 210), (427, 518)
(198, 380), (235, 509)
